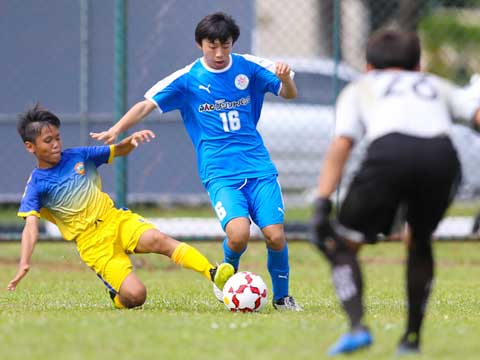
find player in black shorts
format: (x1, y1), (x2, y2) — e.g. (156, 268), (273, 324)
(310, 29), (480, 356)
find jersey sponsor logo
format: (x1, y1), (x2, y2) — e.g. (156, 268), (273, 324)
(234, 74), (249, 90)
(198, 96), (250, 113)
(74, 162), (85, 175)
(198, 84), (211, 94)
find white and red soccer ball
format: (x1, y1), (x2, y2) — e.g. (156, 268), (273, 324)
(222, 271), (268, 312)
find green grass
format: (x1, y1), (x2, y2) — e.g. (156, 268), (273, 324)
(1, 241), (479, 359)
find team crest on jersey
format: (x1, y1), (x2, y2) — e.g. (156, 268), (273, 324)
(74, 162), (85, 175)
(235, 74), (249, 90)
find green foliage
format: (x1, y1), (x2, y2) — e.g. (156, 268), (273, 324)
(1, 241), (479, 360)
(420, 7), (480, 83)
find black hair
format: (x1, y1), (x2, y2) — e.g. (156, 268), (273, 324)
(366, 29), (420, 71)
(17, 103), (61, 143)
(195, 12), (240, 45)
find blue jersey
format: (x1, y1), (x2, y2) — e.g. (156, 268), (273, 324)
(144, 53), (284, 186)
(18, 146), (115, 241)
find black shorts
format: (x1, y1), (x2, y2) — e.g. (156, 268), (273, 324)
(339, 133), (461, 244)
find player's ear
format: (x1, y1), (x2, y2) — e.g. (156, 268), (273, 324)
(365, 63), (375, 72)
(24, 141), (35, 154)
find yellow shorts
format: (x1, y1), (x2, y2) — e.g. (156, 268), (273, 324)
(76, 207), (155, 294)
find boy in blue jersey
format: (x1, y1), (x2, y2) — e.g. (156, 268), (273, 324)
(7, 103), (234, 309)
(91, 12), (301, 310)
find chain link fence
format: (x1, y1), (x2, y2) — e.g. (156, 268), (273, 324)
(2, 0), (480, 239)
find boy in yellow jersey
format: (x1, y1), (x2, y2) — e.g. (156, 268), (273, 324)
(7, 103), (234, 309)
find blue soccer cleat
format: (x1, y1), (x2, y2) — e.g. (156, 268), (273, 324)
(328, 328), (373, 356)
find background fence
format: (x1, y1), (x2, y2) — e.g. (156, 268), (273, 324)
(2, 0), (480, 238)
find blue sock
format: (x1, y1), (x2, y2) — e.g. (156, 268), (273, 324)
(223, 238), (246, 272)
(267, 244), (290, 301)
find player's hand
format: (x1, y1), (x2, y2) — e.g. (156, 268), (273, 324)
(275, 62), (292, 82)
(310, 197), (333, 249)
(7, 263), (30, 291)
(90, 128), (120, 145)
(130, 130), (156, 147)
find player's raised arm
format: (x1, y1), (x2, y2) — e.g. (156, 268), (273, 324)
(90, 100), (156, 144)
(275, 62), (297, 99)
(7, 215), (39, 291)
(113, 129), (156, 157)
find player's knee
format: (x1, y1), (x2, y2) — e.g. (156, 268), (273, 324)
(226, 227), (250, 251)
(227, 237), (248, 253)
(264, 232), (285, 250)
(151, 231), (175, 254)
(137, 229), (177, 255)
(225, 218), (251, 250)
(314, 221), (362, 264)
(119, 283), (147, 308)
(122, 290), (147, 309)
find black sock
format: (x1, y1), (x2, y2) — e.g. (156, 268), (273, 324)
(330, 251), (364, 330)
(404, 244), (434, 346)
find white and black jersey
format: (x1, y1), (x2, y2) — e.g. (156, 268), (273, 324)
(334, 70), (477, 244)
(335, 70), (479, 144)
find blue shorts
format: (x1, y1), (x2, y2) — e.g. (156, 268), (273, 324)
(206, 175), (285, 230)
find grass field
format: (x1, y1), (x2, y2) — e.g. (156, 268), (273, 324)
(1, 240), (479, 360)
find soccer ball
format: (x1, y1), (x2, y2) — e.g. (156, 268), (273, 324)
(222, 271), (268, 312)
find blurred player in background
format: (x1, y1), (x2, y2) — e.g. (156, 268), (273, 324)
(91, 12), (301, 311)
(8, 103), (234, 309)
(310, 30), (480, 355)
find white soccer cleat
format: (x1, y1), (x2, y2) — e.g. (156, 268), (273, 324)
(213, 283), (224, 303)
